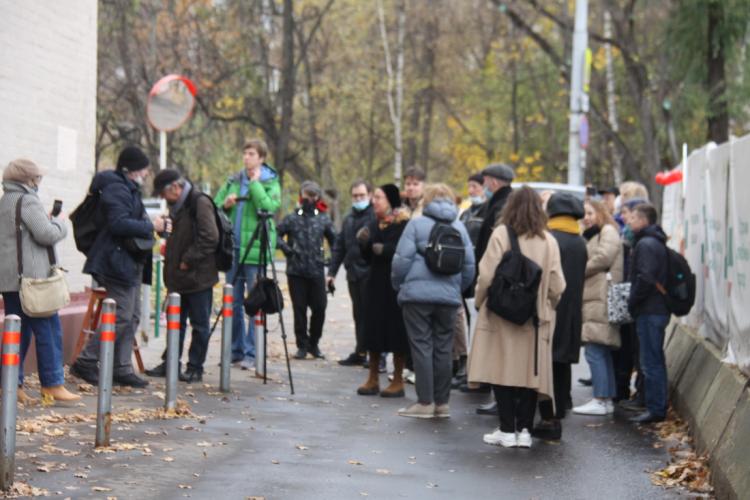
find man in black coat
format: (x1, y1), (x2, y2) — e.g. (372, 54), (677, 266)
(71, 146), (168, 388)
(328, 180), (375, 366)
(627, 203), (670, 424)
(534, 193), (588, 440)
(475, 163), (514, 263)
(277, 181), (336, 360)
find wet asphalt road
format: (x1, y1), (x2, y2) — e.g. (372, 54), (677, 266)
(14, 269), (681, 499)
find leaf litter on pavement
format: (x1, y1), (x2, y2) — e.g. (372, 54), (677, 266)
(648, 409), (714, 496)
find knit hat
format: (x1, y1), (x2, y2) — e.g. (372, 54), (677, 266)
(482, 163), (515, 182)
(379, 183), (401, 210)
(468, 172), (484, 184)
(3, 158), (43, 183)
(547, 192), (585, 219)
(116, 146), (150, 172)
(300, 180), (322, 198)
(623, 198), (647, 211)
(598, 186), (620, 196)
(152, 168), (182, 195)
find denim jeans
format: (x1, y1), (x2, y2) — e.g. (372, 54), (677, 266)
(226, 249), (258, 362)
(178, 288), (214, 372)
(636, 314), (669, 417)
(2, 292), (64, 387)
(584, 343), (616, 399)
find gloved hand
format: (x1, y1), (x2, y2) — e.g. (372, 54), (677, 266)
(356, 226), (370, 244)
(372, 243), (384, 255)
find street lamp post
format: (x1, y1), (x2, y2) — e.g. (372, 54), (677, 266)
(568, 0), (589, 186)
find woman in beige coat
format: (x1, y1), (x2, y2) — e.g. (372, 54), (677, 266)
(573, 200), (623, 416)
(468, 187), (566, 448)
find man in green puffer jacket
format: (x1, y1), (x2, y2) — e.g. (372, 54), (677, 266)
(214, 138), (281, 369)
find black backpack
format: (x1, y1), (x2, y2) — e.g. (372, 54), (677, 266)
(192, 193), (235, 272)
(487, 227), (542, 325)
(656, 246), (696, 317)
(419, 216), (465, 275)
(70, 190), (101, 255)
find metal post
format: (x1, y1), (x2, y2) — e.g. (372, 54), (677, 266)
(159, 130), (167, 171)
(0, 315), (21, 490)
(567, 0), (589, 186)
(140, 284), (151, 342)
(165, 293), (180, 411)
(220, 285), (233, 393)
(255, 312), (266, 379)
(154, 256), (162, 338)
(95, 299), (116, 448)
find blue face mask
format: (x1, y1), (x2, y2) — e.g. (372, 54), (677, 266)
(484, 187), (492, 198)
(622, 225), (635, 245)
(352, 199), (370, 211)
(470, 195), (484, 205)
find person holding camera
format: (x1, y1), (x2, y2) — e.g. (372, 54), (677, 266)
(144, 169), (219, 383)
(71, 146), (168, 388)
(214, 138), (281, 369)
(277, 181), (336, 360)
(0, 159), (81, 404)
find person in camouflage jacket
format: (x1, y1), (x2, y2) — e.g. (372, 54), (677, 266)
(277, 180), (336, 360)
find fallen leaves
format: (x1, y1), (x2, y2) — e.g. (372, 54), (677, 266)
(2, 482), (49, 497)
(92, 486), (113, 492)
(348, 459), (364, 466)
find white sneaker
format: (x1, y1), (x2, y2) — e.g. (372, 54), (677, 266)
(606, 400), (615, 414)
(403, 369), (416, 385)
(483, 428), (517, 448)
(573, 398), (609, 416)
(517, 428), (532, 448)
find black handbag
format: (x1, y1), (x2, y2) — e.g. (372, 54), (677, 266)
(244, 276), (284, 316)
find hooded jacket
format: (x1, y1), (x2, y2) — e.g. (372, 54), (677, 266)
(82, 170), (153, 287)
(628, 224), (669, 316)
(391, 199), (476, 306)
(213, 163), (281, 265)
(328, 203), (375, 282)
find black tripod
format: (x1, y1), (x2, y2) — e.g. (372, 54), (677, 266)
(210, 209), (294, 394)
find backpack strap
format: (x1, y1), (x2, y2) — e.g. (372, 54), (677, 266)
(15, 194), (56, 278)
(506, 226), (521, 253)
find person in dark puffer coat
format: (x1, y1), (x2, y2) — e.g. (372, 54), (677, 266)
(277, 180), (336, 360)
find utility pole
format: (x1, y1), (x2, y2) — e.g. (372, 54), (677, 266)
(567, 0), (589, 186)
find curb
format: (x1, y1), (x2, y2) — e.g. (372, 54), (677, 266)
(666, 324), (750, 500)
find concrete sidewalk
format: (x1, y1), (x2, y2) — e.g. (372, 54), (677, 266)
(8, 271), (679, 499)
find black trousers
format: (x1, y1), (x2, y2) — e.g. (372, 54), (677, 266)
(493, 385), (538, 433)
(347, 278), (368, 354)
(539, 362), (571, 420)
(612, 322), (639, 401)
(288, 275), (327, 350)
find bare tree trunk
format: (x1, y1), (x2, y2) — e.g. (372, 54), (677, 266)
(604, 10), (622, 185)
(275, 0), (296, 179)
(377, 0), (406, 184)
(707, 0), (729, 143)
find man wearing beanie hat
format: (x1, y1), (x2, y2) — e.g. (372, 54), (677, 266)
(144, 169), (219, 383)
(214, 138), (281, 369)
(276, 180), (335, 359)
(532, 193), (588, 440)
(71, 145), (168, 388)
(475, 163), (514, 264)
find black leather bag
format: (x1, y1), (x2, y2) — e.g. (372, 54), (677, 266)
(244, 277), (284, 316)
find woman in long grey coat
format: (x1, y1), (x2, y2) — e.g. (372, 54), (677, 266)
(468, 187), (566, 448)
(0, 159), (80, 404)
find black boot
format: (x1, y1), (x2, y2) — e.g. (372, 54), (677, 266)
(70, 361), (99, 386)
(451, 356), (467, 388)
(145, 362), (167, 377)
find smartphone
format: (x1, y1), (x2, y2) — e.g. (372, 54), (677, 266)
(51, 199), (63, 217)
(235, 196), (250, 202)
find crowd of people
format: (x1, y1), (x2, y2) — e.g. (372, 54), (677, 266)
(1, 140), (676, 449)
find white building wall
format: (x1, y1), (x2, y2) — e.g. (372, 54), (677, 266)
(0, 0), (98, 293)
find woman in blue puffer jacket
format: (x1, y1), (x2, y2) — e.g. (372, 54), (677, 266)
(391, 183), (475, 419)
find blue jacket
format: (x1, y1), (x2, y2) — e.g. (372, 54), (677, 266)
(391, 199), (475, 306)
(82, 170), (154, 287)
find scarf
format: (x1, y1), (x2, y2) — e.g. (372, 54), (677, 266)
(548, 216), (581, 235)
(583, 225), (602, 241)
(169, 181), (192, 217)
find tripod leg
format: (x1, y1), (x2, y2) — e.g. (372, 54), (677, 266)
(259, 215), (295, 395)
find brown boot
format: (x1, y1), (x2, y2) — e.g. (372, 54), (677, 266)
(357, 352), (380, 396)
(41, 385), (81, 406)
(380, 353), (405, 398)
(17, 387), (38, 406)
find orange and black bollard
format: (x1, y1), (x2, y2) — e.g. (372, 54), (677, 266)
(0, 315), (21, 490)
(95, 299), (116, 448)
(220, 285), (232, 393)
